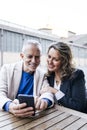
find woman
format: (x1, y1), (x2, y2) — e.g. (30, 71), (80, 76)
(41, 42), (86, 112)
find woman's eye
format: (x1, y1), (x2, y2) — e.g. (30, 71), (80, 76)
(55, 58), (60, 61)
(48, 55), (51, 58)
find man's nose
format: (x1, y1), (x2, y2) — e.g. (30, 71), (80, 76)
(32, 57), (36, 62)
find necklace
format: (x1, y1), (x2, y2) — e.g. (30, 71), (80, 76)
(56, 80), (60, 85)
(55, 74), (61, 85)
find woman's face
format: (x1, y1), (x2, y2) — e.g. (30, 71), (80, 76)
(47, 48), (61, 73)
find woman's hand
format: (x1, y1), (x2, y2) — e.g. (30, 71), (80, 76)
(9, 99), (34, 117)
(40, 86), (58, 94)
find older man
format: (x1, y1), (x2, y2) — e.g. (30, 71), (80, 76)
(0, 40), (54, 117)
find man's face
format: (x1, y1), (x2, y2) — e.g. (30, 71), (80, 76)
(20, 44), (41, 73)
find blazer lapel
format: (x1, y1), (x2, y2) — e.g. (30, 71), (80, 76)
(13, 62), (23, 98)
(33, 69), (39, 96)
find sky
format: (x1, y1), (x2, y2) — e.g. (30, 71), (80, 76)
(0, 0), (87, 37)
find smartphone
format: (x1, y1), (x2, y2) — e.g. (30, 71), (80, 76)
(18, 94), (35, 115)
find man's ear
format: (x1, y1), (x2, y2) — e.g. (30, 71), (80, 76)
(20, 52), (24, 59)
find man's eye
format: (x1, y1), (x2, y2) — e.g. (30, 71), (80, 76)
(35, 56), (40, 59)
(27, 55), (32, 59)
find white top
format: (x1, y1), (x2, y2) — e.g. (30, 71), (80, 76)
(54, 79), (65, 100)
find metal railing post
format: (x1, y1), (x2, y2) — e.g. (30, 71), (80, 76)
(0, 29), (3, 67)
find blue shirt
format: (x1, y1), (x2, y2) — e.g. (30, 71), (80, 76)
(16, 71), (34, 97)
(3, 71), (52, 111)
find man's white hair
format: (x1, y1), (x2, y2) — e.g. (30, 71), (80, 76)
(22, 39), (42, 53)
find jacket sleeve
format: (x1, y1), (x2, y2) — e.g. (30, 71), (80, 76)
(59, 69), (86, 112)
(0, 65), (12, 110)
(39, 78), (54, 108)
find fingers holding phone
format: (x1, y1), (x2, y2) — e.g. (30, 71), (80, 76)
(18, 94), (35, 116)
(13, 104), (34, 117)
(9, 99), (34, 117)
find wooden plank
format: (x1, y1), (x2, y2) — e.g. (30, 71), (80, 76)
(79, 124), (87, 130)
(0, 117), (22, 128)
(0, 114), (14, 122)
(45, 115), (80, 130)
(57, 105), (87, 120)
(35, 106), (58, 116)
(0, 111), (9, 117)
(63, 118), (87, 130)
(14, 111), (64, 130)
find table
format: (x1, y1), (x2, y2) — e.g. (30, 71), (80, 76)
(0, 105), (87, 130)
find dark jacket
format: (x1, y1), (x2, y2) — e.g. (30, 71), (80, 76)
(47, 69), (86, 112)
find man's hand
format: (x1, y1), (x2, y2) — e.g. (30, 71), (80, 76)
(9, 99), (34, 117)
(35, 98), (48, 110)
